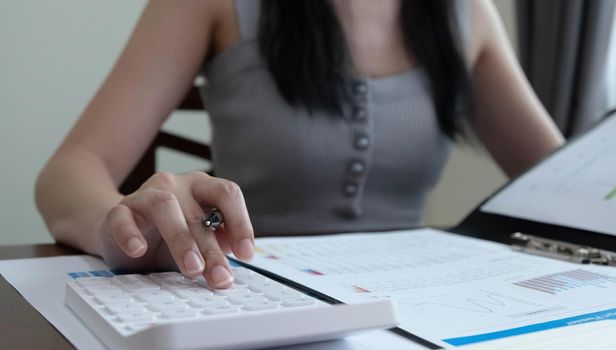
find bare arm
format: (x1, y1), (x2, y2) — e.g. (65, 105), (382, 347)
(468, 0), (565, 177)
(36, 0), (253, 287)
(37, 0), (214, 252)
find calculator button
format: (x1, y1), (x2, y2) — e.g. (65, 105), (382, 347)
(227, 293), (268, 305)
(161, 280), (201, 289)
(85, 284), (123, 295)
(75, 277), (112, 286)
(211, 285), (249, 296)
(113, 274), (151, 285)
(232, 267), (255, 277)
(95, 293), (133, 304)
(148, 272), (184, 282)
(116, 311), (155, 323)
(188, 276), (209, 288)
(233, 274), (267, 285)
(172, 288), (213, 299)
(264, 289), (303, 301)
(202, 305), (240, 315)
(281, 297), (316, 307)
(160, 309), (197, 320)
(247, 280), (285, 293)
(147, 300), (188, 312)
(105, 303), (146, 315)
(135, 290), (175, 302)
(188, 296), (229, 308)
(120, 281), (160, 293)
(243, 301), (279, 311)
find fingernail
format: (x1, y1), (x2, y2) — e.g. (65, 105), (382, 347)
(126, 237), (145, 255)
(212, 265), (233, 287)
(183, 250), (204, 274)
(238, 239), (254, 259)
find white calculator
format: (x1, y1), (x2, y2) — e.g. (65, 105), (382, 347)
(65, 266), (397, 349)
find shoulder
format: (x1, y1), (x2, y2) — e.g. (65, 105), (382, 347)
(142, 0), (233, 34)
(465, 0), (511, 67)
(143, 0), (240, 57)
(141, 0), (226, 22)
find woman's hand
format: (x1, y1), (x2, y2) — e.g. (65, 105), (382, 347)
(98, 171), (254, 289)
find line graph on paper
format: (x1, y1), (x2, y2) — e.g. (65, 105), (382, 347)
(523, 138), (616, 202)
(399, 292), (525, 314)
(386, 289), (565, 328)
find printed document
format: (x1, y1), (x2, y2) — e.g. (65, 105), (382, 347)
(481, 116), (616, 235)
(245, 229), (616, 348)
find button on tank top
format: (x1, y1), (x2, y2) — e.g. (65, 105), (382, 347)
(200, 0), (468, 235)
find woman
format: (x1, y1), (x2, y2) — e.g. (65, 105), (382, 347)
(35, 0), (563, 289)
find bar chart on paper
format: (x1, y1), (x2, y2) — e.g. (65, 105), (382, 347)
(513, 269), (616, 295)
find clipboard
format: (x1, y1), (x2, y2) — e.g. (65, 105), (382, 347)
(452, 108), (616, 254)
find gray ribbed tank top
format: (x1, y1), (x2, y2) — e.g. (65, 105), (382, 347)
(201, 0), (467, 235)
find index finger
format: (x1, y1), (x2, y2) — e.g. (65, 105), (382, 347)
(189, 174), (254, 260)
(124, 189), (205, 277)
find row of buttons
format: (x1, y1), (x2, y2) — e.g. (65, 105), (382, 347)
(343, 81), (369, 203)
(76, 270), (318, 327)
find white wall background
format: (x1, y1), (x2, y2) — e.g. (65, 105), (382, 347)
(0, 1), (516, 245)
(607, 11), (616, 109)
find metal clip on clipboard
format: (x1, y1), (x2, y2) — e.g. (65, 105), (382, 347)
(511, 232), (616, 266)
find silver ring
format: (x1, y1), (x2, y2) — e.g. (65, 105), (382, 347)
(202, 208), (224, 231)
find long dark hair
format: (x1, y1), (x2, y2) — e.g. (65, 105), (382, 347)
(259, 0), (472, 139)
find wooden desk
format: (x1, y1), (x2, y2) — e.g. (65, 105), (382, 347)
(0, 244), (80, 349)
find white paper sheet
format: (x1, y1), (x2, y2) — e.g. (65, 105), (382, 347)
(481, 116), (616, 235)
(245, 228), (616, 348)
(0, 256), (109, 350)
(0, 255), (423, 350)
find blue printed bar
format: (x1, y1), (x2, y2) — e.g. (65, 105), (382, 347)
(68, 270), (115, 279)
(67, 271), (90, 279)
(88, 270), (114, 277)
(443, 307), (616, 346)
